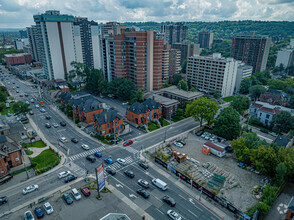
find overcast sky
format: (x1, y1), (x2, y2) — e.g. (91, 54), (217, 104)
(0, 0), (293, 28)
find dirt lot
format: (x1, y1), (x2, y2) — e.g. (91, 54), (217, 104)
(169, 133), (265, 212)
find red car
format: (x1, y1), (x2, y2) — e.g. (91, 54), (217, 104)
(19, 94), (23, 97)
(80, 186), (90, 197)
(123, 140), (133, 147)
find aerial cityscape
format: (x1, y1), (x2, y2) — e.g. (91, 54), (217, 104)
(0, 1), (294, 220)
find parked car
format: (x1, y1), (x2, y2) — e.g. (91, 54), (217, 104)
(23, 185), (38, 195)
(138, 161), (149, 170)
(138, 179), (149, 188)
(104, 158), (113, 164)
(178, 140), (186, 145)
(58, 171), (71, 179)
(105, 167), (116, 176)
(117, 158), (126, 166)
(162, 195), (176, 207)
(45, 115), (51, 120)
(123, 140), (133, 147)
(34, 207), (44, 219)
(71, 188), (81, 200)
(81, 144), (90, 150)
(205, 134), (211, 140)
(0, 196), (8, 205)
(174, 142), (183, 148)
(80, 186), (91, 197)
(63, 192), (73, 205)
(201, 132), (208, 138)
(71, 138), (79, 143)
(52, 123), (59, 128)
(86, 155), (96, 163)
(24, 210), (34, 220)
(43, 202), (53, 215)
(60, 121), (66, 127)
(94, 152), (102, 157)
(196, 131), (204, 136)
(122, 102), (129, 105)
(124, 170), (134, 178)
(136, 188), (150, 199)
(64, 174), (77, 183)
(167, 210), (181, 220)
(45, 123), (51, 128)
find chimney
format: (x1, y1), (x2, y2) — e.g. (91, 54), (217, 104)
(105, 113), (107, 123)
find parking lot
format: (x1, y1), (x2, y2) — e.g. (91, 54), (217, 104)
(169, 132), (265, 212)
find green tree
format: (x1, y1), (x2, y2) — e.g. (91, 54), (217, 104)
(107, 78), (136, 101)
(12, 101), (31, 115)
(175, 108), (185, 117)
(162, 83), (172, 88)
(211, 89), (221, 99)
(230, 95), (251, 114)
(276, 147), (294, 177)
(65, 104), (73, 117)
(177, 79), (188, 91)
(261, 184), (278, 206)
(289, 95), (294, 109)
(274, 163), (287, 186)
(241, 132), (260, 149)
(249, 85), (266, 101)
(190, 87), (197, 92)
(130, 89), (144, 103)
(239, 78), (251, 94)
(86, 68), (105, 94)
(213, 107), (241, 140)
(271, 111), (294, 133)
(253, 71), (271, 85)
(0, 102), (6, 112)
(247, 202), (271, 218)
(68, 61), (87, 87)
(0, 86), (8, 93)
(267, 79), (288, 91)
(181, 59), (187, 73)
(0, 91), (7, 103)
(185, 97), (218, 127)
(171, 74), (182, 85)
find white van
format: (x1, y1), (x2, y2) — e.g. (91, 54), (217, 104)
(152, 178), (168, 191)
(71, 188), (81, 200)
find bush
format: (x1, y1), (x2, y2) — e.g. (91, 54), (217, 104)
(247, 202), (271, 218)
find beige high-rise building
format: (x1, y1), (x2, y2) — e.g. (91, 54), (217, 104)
(162, 45), (181, 83)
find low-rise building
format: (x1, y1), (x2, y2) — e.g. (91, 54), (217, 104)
(5, 53), (32, 66)
(259, 89), (290, 107)
(235, 62), (253, 93)
(94, 110), (123, 136)
(202, 142), (226, 158)
(126, 99), (162, 125)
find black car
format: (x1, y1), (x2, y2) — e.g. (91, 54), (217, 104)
(138, 161), (149, 170)
(86, 155), (96, 163)
(45, 123), (51, 128)
(124, 170), (134, 178)
(63, 192), (73, 205)
(136, 189), (149, 199)
(0, 196), (8, 205)
(34, 206), (45, 219)
(178, 140), (186, 145)
(64, 174), (77, 183)
(71, 138), (79, 143)
(45, 115), (51, 120)
(105, 167), (116, 176)
(196, 131), (204, 136)
(60, 121), (66, 127)
(162, 195), (176, 207)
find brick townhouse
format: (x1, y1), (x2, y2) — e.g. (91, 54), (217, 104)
(94, 110), (124, 136)
(126, 99), (162, 125)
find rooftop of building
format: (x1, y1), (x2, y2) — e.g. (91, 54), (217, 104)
(94, 109), (121, 125)
(251, 101), (294, 115)
(145, 93), (179, 106)
(158, 85), (203, 99)
(274, 135), (291, 148)
(234, 35), (270, 39)
(128, 99), (161, 115)
(189, 53), (235, 62)
(4, 53), (31, 58)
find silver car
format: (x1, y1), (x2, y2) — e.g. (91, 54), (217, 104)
(23, 185), (38, 195)
(117, 158), (126, 166)
(81, 144), (90, 150)
(58, 171), (71, 179)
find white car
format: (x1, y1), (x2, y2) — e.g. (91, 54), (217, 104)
(58, 171), (71, 179)
(40, 108), (46, 113)
(35, 104), (39, 108)
(167, 210), (182, 220)
(52, 123), (59, 128)
(59, 137), (67, 143)
(23, 185), (38, 195)
(24, 210), (34, 220)
(43, 202), (54, 214)
(174, 142), (183, 148)
(71, 188), (82, 200)
(117, 158), (126, 166)
(81, 144), (90, 150)
(25, 101), (30, 104)
(30, 99), (34, 103)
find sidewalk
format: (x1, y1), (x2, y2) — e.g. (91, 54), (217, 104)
(28, 146), (49, 157)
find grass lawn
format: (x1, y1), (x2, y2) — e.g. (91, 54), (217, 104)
(148, 122), (160, 132)
(223, 96), (234, 102)
(1, 103), (15, 115)
(23, 140), (46, 148)
(160, 118), (170, 127)
(31, 149), (60, 174)
(172, 116), (185, 122)
(25, 149), (33, 155)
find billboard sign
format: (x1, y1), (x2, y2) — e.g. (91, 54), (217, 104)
(96, 163), (105, 192)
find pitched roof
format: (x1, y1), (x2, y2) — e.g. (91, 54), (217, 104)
(259, 106), (280, 114)
(128, 99), (161, 114)
(274, 135), (291, 148)
(78, 98), (101, 113)
(69, 93), (92, 107)
(94, 110), (121, 125)
(0, 136), (7, 144)
(60, 92), (72, 101)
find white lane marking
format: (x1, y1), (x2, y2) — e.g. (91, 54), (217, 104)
(179, 194), (187, 201)
(156, 208), (164, 215)
(116, 184), (123, 188)
(188, 209), (198, 218)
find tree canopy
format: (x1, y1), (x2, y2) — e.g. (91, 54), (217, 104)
(230, 95), (251, 114)
(177, 79), (188, 91)
(107, 78), (136, 101)
(271, 111), (294, 133)
(249, 85), (266, 101)
(12, 101), (31, 115)
(171, 74), (182, 85)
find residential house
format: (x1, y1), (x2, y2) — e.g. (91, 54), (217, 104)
(259, 89), (290, 106)
(60, 92), (72, 108)
(94, 110), (123, 136)
(126, 99), (162, 125)
(274, 135), (292, 148)
(73, 98), (103, 124)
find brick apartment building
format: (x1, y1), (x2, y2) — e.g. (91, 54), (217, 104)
(127, 99), (162, 125)
(94, 110), (123, 136)
(5, 53), (32, 66)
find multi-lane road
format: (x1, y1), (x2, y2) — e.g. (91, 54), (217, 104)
(0, 68), (225, 219)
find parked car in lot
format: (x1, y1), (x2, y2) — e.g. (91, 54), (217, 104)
(117, 158), (126, 165)
(178, 140), (186, 145)
(260, 129), (269, 134)
(86, 155), (96, 163)
(81, 144), (90, 150)
(162, 195), (176, 207)
(122, 102), (129, 105)
(105, 167), (116, 175)
(138, 161), (149, 170)
(196, 130), (204, 136)
(71, 188), (81, 200)
(124, 170), (134, 178)
(58, 171), (71, 179)
(45, 123), (51, 128)
(201, 132), (208, 138)
(167, 210), (181, 220)
(34, 206), (44, 219)
(136, 188), (150, 199)
(138, 179), (149, 188)
(43, 202), (53, 214)
(174, 142), (183, 148)
(0, 196), (8, 205)
(205, 134), (211, 140)
(64, 174), (77, 183)
(63, 192), (73, 205)
(123, 140), (133, 146)
(94, 152), (102, 157)
(104, 158), (113, 164)
(24, 210), (34, 220)
(60, 121), (66, 127)
(80, 186), (91, 197)
(71, 138), (79, 143)
(23, 185), (38, 195)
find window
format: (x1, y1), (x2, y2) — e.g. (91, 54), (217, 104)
(108, 124), (109, 128)
(266, 114), (270, 119)
(259, 113), (262, 117)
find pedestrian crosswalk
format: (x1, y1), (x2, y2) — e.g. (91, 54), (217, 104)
(64, 161), (86, 177)
(68, 146), (105, 161)
(125, 147), (139, 154)
(106, 156), (134, 171)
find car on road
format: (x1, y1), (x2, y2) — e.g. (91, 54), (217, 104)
(117, 158), (126, 165)
(23, 185), (38, 195)
(71, 188), (82, 200)
(64, 174), (77, 183)
(45, 115), (51, 120)
(24, 210), (34, 220)
(138, 161), (149, 170)
(45, 123), (51, 128)
(63, 192), (73, 205)
(19, 94), (23, 97)
(105, 167), (116, 175)
(136, 188), (149, 199)
(80, 186), (91, 197)
(86, 155), (96, 163)
(71, 138), (79, 143)
(94, 152), (102, 157)
(0, 196), (8, 205)
(34, 206), (44, 219)
(25, 101), (30, 105)
(58, 171), (71, 179)
(29, 111), (34, 115)
(16, 90), (19, 93)
(124, 170), (134, 178)
(59, 137), (67, 143)
(40, 108), (45, 113)
(138, 179), (149, 188)
(104, 158), (113, 164)
(30, 99), (34, 103)
(35, 104), (39, 108)
(174, 142), (183, 148)
(167, 210), (181, 220)
(81, 144), (90, 150)
(123, 140), (133, 147)
(43, 202), (53, 214)
(60, 121), (66, 127)
(52, 123), (59, 128)
(162, 195), (176, 207)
